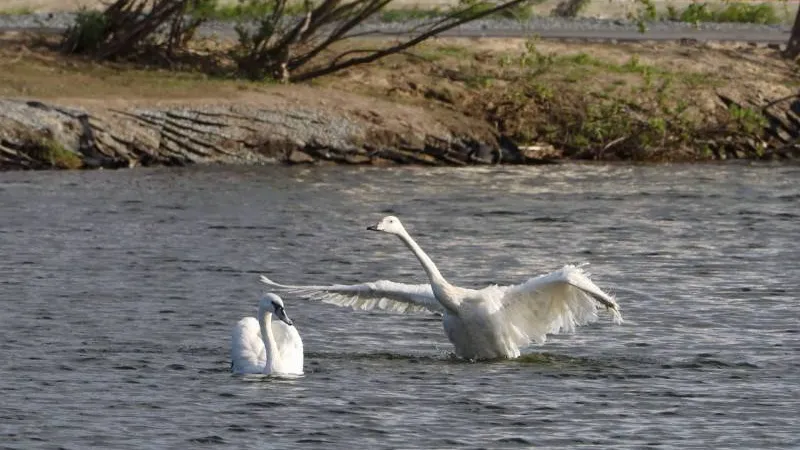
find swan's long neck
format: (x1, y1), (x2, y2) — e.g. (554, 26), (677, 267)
(258, 303), (281, 373)
(397, 229), (460, 313)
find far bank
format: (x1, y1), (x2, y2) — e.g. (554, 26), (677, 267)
(1, 33), (798, 170)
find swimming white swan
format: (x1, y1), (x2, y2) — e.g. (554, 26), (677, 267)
(230, 293), (304, 375)
(261, 216), (623, 360)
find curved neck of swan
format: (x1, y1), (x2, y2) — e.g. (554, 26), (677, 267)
(396, 229), (460, 312)
(258, 303), (280, 372)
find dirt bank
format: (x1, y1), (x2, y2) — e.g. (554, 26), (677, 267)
(0, 32), (798, 170)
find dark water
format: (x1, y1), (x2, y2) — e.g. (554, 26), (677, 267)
(0, 163), (797, 449)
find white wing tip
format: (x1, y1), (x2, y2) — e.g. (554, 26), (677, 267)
(609, 306), (624, 325)
(562, 264), (624, 324)
(259, 275), (282, 288)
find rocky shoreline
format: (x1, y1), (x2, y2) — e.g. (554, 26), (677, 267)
(2, 93), (796, 171)
(0, 96), (534, 171)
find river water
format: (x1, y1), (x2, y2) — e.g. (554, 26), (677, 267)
(0, 163), (797, 449)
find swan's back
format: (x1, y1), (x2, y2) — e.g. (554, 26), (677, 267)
(231, 317), (266, 374)
(271, 321), (304, 375)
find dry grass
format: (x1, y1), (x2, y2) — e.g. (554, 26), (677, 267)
(0, 33), (273, 102)
(316, 37), (799, 159)
(2, 32), (795, 105)
(323, 37), (799, 108)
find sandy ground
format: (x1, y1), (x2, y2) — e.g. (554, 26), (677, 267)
(1, 0), (797, 21)
(0, 31), (794, 109)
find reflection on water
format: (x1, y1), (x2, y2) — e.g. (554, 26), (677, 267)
(0, 163), (798, 449)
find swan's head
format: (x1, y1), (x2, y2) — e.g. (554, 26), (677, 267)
(262, 293), (294, 326)
(367, 215), (406, 235)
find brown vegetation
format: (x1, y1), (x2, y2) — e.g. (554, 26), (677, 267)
(327, 37), (800, 161)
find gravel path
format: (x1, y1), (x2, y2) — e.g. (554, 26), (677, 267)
(0, 12), (790, 43)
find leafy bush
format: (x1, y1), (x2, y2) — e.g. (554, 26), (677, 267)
(61, 8), (108, 53)
(458, 0), (537, 21)
(676, 2), (780, 25)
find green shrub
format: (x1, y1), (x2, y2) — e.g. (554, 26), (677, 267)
(62, 8), (108, 53)
(28, 138), (83, 169)
(679, 2), (780, 25)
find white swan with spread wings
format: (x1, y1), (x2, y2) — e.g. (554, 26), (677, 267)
(261, 216), (622, 360)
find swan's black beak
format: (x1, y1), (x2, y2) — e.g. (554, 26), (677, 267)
(366, 224), (378, 231)
(275, 307), (294, 326)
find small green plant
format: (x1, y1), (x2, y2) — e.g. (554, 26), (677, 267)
(624, 54), (642, 71)
(0, 6), (34, 15)
(714, 2), (779, 24)
(680, 2), (712, 24)
(499, 54), (514, 68)
(434, 45), (474, 58)
(678, 2), (780, 25)
(567, 52), (591, 65)
(61, 8), (108, 53)
(28, 138), (83, 169)
(185, 0), (224, 19)
(518, 38), (556, 73)
(628, 0), (657, 33)
(665, 3), (679, 20)
(729, 104), (768, 134)
(380, 7), (442, 22)
(528, 82), (554, 100)
(456, 0), (538, 21)
(465, 74), (495, 88)
(648, 117), (667, 134)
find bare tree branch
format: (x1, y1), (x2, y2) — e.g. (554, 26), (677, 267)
(62, 0), (537, 84)
(292, 0), (531, 82)
(785, 6), (800, 59)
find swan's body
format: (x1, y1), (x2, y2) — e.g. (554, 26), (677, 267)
(231, 293), (304, 375)
(261, 216), (623, 360)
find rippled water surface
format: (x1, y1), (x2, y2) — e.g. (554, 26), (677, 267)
(1, 163), (798, 449)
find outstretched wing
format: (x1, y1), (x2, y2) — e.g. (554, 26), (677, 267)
(260, 276), (443, 314)
(494, 264), (623, 347)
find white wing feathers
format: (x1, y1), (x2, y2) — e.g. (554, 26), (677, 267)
(230, 317), (266, 374)
(270, 321), (304, 375)
(260, 276), (443, 314)
(498, 265), (623, 346)
(270, 321), (303, 357)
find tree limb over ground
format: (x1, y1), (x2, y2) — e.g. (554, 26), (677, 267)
(61, 0), (536, 82)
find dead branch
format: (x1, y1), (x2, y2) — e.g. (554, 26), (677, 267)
(292, 0), (531, 82)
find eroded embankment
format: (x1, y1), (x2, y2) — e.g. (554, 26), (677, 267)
(0, 95), (525, 170)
